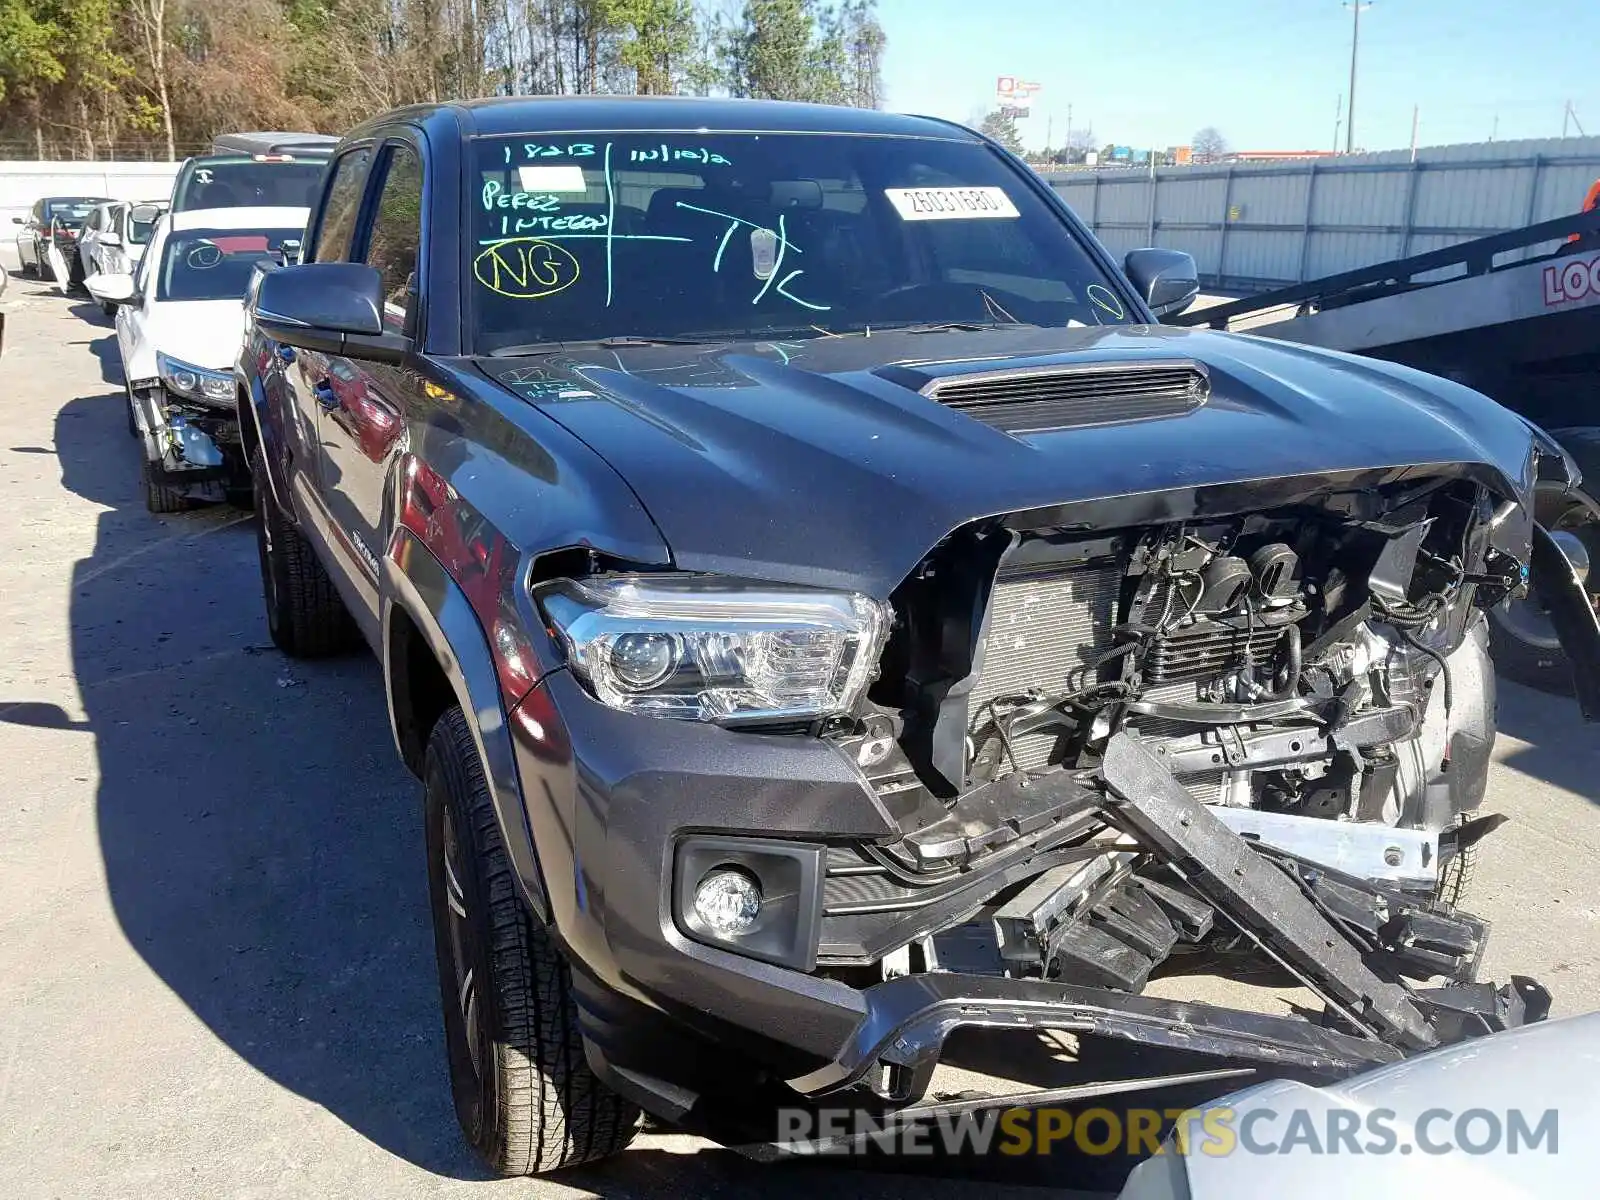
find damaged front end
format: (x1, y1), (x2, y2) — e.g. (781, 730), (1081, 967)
(127, 370), (242, 497)
(798, 469), (1569, 1101)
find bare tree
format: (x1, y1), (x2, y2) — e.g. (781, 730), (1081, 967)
(1192, 126), (1228, 164)
(127, 0), (175, 159)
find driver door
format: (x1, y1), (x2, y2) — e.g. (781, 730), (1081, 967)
(317, 139), (424, 596)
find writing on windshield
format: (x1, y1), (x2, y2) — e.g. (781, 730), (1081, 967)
(470, 132), (1133, 353)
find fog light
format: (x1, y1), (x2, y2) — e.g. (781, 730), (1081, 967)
(693, 868), (762, 937)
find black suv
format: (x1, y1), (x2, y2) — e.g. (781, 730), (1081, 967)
(237, 97), (1598, 1175)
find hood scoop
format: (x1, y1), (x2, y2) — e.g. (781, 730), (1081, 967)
(907, 359), (1211, 435)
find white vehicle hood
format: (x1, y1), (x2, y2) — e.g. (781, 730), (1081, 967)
(127, 300), (246, 380)
(1120, 1012), (1600, 1199)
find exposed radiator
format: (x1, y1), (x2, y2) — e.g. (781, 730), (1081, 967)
(967, 561), (1120, 774)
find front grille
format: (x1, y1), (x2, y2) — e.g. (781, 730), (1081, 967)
(1146, 621), (1287, 684)
(924, 361), (1209, 435)
(967, 562), (1120, 773)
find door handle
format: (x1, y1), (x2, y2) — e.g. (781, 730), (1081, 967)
(312, 378), (339, 410)
(276, 344), (296, 365)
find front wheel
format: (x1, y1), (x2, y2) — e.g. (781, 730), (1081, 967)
(142, 459), (190, 514)
(252, 447), (357, 657)
(424, 706), (639, 1175)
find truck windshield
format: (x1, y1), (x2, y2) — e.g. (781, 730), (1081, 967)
(157, 228), (300, 302)
(172, 159), (327, 212)
(469, 133), (1134, 354)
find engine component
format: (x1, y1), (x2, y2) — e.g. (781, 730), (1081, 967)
(965, 560), (1119, 775)
(1199, 555), (1254, 612)
(1144, 618), (1293, 684)
(1249, 542), (1301, 605)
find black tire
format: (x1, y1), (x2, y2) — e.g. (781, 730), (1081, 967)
(125, 384), (140, 438)
(252, 447), (356, 657)
(424, 706), (639, 1176)
(102, 301), (116, 318)
(142, 458), (190, 514)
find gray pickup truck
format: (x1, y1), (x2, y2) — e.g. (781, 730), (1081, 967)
(236, 95), (1599, 1176)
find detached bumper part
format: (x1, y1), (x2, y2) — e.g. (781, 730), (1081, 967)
(787, 732), (1544, 1105)
(789, 972), (1405, 1101)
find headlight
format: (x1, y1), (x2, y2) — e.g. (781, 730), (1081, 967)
(157, 352), (234, 405)
(536, 575), (890, 724)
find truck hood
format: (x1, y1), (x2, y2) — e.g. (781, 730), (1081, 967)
(480, 324), (1545, 597)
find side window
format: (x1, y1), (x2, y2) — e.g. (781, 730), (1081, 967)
(310, 147), (374, 264)
(360, 145), (423, 335)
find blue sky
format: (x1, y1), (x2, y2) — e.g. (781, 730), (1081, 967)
(876, 0), (1600, 153)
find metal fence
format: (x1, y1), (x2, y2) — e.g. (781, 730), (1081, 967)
(1046, 136), (1600, 291)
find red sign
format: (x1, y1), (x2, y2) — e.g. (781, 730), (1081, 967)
(1542, 251), (1600, 307)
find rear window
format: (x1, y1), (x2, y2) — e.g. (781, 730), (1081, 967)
(46, 201), (97, 226)
(157, 227), (301, 302)
(172, 160), (327, 212)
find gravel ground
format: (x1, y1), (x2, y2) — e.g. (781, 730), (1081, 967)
(1, 265), (1596, 1199)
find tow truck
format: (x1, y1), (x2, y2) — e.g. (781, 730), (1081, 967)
(1177, 199), (1600, 692)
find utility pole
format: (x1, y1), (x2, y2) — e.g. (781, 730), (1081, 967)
(1409, 104), (1419, 161)
(1343, 1), (1371, 155)
(1332, 93), (1343, 153)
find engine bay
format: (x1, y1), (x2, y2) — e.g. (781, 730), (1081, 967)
(816, 474), (1540, 1069)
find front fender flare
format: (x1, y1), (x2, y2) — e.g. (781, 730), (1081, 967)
(383, 525), (550, 922)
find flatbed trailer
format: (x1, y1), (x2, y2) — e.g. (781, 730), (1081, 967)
(1174, 207), (1600, 692)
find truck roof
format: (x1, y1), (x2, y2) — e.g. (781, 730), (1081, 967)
(347, 96), (980, 143)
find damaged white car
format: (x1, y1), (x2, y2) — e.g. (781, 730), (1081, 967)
(88, 206), (307, 512)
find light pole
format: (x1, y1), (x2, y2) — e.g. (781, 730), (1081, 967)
(1344, 1), (1372, 155)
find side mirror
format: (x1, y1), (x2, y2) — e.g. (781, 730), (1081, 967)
(10, 216), (21, 225)
(1124, 248), (1200, 320)
(279, 239), (303, 266)
(253, 262), (405, 363)
(85, 272), (137, 305)
(130, 203), (164, 224)
(100, 231), (122, 248)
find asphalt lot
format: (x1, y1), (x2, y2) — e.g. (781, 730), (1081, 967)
(1, 264), (1597, 1199)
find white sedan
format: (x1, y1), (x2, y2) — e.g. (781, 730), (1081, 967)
(79, 200), (168, 313)
(86, 205), (308, 513)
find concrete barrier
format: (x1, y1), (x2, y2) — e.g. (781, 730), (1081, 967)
(1, 161), (181, 226)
